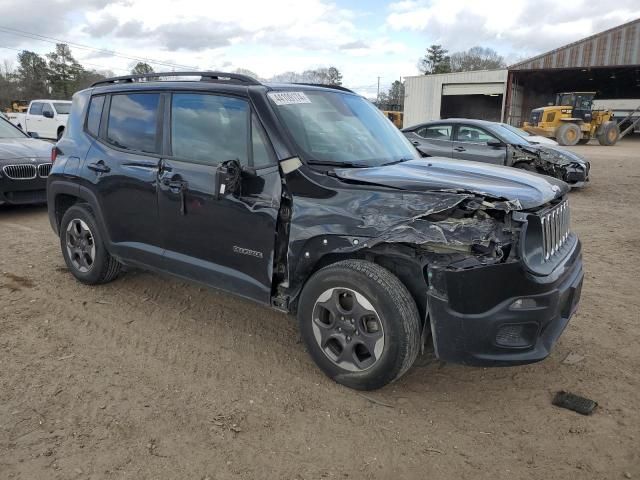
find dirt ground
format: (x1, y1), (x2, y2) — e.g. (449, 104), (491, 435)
(1, 137), (639, 480)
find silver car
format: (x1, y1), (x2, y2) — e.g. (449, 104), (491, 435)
(402, 119), (590, 187)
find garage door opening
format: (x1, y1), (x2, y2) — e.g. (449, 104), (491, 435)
(440, 94), (504, 122)
(507, 66), (640, 128)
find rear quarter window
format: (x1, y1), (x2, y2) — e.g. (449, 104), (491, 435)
(86, 96), (105, 137)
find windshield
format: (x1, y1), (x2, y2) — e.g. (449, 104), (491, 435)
(268, 90), (418, 167)
(53, 103), (71, 114)
(499, 123), (535, 138)
(491, 124), (531, 146)
(0, 118), (27, 139)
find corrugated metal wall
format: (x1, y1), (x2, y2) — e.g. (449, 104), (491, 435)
(403, 70), (508, 127)
(510, 18), (640, 70)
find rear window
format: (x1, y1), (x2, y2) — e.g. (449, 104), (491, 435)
(86, 96), (105, 137)
(107, 93), (160, 154)
(53, 103), (71, 115)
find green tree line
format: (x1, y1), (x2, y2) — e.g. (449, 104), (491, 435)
(0, 43), (116, 109)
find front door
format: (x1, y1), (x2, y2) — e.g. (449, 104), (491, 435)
(158, 92), (281, 304)
(41, 103), (58, 139)
(82, 92), (163, 267)
(452, 124), (506, 165)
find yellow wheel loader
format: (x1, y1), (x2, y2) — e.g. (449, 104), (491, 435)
(523, 92), (619, 146)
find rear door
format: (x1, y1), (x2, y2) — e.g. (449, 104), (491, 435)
(82, 91), (164, 267)
(404, 124), (453, 157)
(158, 91), (281, 303)
(451, 124), (506, 165)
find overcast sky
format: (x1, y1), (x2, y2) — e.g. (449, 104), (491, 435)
(0, 0), (638, 96)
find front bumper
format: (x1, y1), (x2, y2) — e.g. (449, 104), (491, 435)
(427, 239), (583, 366)
(0, 171), (48, 205)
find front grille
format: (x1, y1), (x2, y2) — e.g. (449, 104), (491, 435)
(540, 200), (570, 262)
(38, 163), (52, 177)
(2, 164), (37, 180)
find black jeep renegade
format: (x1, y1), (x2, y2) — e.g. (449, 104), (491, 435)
(47, 72), (584, 390)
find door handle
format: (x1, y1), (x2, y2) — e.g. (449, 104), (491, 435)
(163, 178), (188, 191)
(87, 161), (111, 173)
(163, 178), (188, 215)
(453, 146), (466, 152)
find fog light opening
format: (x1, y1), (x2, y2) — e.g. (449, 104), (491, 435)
(510, 298), (538, 310)
(495, 323), (538, 348)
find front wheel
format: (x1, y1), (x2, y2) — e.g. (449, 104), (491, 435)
(297, 260), (421, 390)
(556, 123), (581, 146)
(56, 127), (64, 141)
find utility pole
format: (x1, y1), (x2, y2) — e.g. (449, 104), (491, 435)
(376, 76), (380, 104)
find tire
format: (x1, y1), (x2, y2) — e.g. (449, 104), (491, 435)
(56, 127), (64, 141)
(297, 259), (421, 390)
(555, 123), (581, 146)
(514, 162), (536, 172)
(597, 121), (619, 146)
(59, 204), (121, 285)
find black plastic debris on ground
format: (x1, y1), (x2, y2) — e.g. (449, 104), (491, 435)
(552, 391), (598, 415)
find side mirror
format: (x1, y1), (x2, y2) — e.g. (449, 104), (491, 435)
(214, 159), (242, 200)
(28, 132), (40, 139)
(43, 110), (54, 119)
(487, 140), (505, 148)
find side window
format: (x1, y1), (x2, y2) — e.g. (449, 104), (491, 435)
(416, 125), (452, 140)
(107, 93), (160, 154)
(251, 114), (274, 168)
(29, 102), (44, 116)
(171, 93), (248, 166)
(456, 125), (497, 143)
(42, 103), (54, 116)
(86, 95), (105, 137)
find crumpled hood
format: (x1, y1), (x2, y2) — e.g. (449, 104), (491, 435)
(334, 157), (569, 210)
(518, 143), (588, 166)
(0, 138), (52, 162)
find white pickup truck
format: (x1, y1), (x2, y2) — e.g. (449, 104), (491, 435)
(7, 99), (72, 140)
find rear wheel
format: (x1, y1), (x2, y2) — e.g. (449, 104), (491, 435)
(556, 123), (581, 146)
(297, 260), (421, 390)
(597, 121), (619, 146)
(60, 204), (121, 285)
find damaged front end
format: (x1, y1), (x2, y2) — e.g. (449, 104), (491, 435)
(509, 144), (590, 187)
(279, 162), (583, 368)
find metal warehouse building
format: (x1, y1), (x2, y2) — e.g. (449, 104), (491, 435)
(404, 18), (640, 128)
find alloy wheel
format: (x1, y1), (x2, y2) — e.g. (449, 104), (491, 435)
(311, 287), (385, 372)
(65, 218), (96, 273)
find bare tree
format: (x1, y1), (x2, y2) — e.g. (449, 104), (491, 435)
(449, 46), (506, 72)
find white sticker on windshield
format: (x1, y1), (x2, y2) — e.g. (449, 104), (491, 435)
(268, 91), (312, 106)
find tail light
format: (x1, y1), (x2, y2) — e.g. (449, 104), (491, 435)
(51, 146), (58, 164)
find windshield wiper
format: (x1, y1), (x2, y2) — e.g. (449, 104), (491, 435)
(307, 160), (370, 168)
(379, 157), (414, 166)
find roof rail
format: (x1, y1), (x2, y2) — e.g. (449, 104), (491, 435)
(91, 71), (262, 87)
(292, 83), (355, 94)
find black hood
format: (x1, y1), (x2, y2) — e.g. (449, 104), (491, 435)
(334, 158), (569, 210)
(0, 138), (52, 162)
(517, 143), (588, 166)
